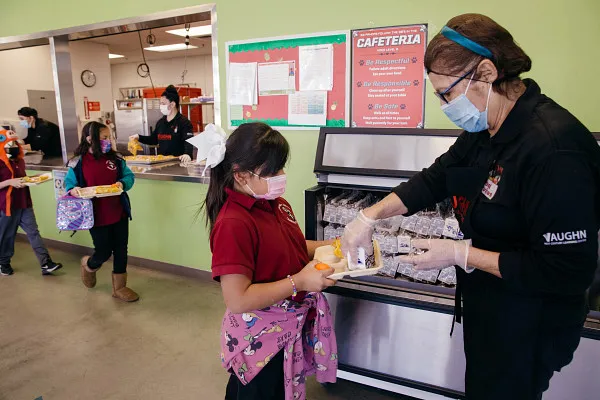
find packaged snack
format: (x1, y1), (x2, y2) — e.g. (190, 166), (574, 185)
(438, 266), (457, 286)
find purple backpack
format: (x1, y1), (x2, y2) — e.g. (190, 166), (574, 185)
(56, 196), (94, 231)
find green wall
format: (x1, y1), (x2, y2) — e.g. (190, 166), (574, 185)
(4, 0), (599, 271)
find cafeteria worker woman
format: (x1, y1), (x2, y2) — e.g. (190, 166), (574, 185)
(129, 85), (193, 162)
(342, 13), (600, 400)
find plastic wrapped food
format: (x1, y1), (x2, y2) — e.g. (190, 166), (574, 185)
(415, 216), (432, 237)
(378, 255), (399, 277)
(413, 269), (440, 284)
(442, 217), (464, 239)
(400, 215), (419, 234)
(396, 235), (412, 254)
(428, 217), (446, 238)
(438, 266), (457, 286)
(396, 260), (416, 279)
(373, 232), (398, 254)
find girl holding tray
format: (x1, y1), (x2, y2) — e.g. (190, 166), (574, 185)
(201, 122), (338, 400)
(66, 121), (138, 302)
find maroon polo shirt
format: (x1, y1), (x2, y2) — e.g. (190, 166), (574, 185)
(0, 158), (32, 214)
(82, 153), (124, 227)
(210, 188), (309, 291)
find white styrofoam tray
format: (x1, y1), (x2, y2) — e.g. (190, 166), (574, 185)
(315, 240), (383, 281)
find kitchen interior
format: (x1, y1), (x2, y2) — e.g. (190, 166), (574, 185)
(0, 14), (216, 177)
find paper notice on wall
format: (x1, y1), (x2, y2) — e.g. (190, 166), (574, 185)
(230, 105), (244, 120)
(53, 170), (67, 200)
(287, 91), (327, 126)
(299, 44), (333, 91)
(228, 62), (258, 105)
(258, 61), (296, 96)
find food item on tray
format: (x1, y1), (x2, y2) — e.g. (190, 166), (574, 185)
(124, 155), (177, 162)
(95, 184), (122, 194)
(22, 174), (50, 184)
(128, 138), (143, 156)
(314, 263), (331, 271)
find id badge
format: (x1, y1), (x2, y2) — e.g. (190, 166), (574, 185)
(481, 178), (498, 200)
(482, 164), (504, 200)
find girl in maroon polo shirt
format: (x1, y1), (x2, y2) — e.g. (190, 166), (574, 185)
(65, 122), (138, 302)
(202, 122), (337, 400)
(0, 129), (62, 276)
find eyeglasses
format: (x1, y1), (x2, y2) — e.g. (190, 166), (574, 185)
(433, 69), (475, 104)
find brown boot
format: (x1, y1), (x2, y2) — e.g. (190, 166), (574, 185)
(112, 273), (139, 302)
(81, 256), (96, 288)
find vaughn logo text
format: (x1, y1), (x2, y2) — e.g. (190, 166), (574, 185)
(543, 231), (587, 246)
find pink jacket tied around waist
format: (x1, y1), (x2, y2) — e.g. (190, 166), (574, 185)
(221, 292), (338, 400)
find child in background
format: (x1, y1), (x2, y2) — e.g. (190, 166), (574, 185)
(65, 122), (138, 302)
(202, 122), (338, 400)
(0, 129), (62, 276)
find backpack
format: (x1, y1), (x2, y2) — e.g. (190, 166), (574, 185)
(56, 195), (94, 232)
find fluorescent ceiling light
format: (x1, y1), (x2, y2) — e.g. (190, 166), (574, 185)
(145, 43), (198, 52)
(166, 26), (212, 37)
(109, 53), (125, 59)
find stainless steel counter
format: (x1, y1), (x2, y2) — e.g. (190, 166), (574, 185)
(25, 157), (210, 184)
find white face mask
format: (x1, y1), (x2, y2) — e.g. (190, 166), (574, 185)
(245, 172), (287, 200)
(159, 104), (170, 116)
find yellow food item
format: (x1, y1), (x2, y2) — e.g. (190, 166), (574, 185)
(124, 155), (177, 162)
(23, 175), (50, 184)
(128, 138), (143, 156)
(332, 238), (343, 259)
(94, 184), (121, 194)
(314, 263), (331, 271)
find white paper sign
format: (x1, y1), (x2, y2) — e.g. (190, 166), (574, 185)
(228, 62), (258, 105)
(299, 44), (333, 91)
(52, 170), (67, 200)
(287, 91), (327, 126)
(258, 61), (296, 96)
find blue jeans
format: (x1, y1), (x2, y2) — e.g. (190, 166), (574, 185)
(0, 208), (50, 266)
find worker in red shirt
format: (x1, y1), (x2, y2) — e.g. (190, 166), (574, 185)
(0, 129), (62, 276)
(202, 122), (337, 399)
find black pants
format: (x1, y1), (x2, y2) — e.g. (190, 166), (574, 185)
(461, 272), (584, 400)
(225, 349), (284, 400)
(88, 218), (129, 274)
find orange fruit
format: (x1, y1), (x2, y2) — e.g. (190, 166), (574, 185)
(315, 263), (330, 271)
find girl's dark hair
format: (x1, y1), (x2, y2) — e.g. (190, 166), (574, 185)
(202, 122), (289, 232)
(72, 121), (119, 162)
(17, 107), (38, 120)
(425, 13), (532, 97)
(162, 85), (180, 108)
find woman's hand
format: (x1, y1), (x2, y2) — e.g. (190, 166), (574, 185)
(6, 178), (24, 189)
(70, 187), (82, 198)
(129, 134), (140, 141)
(341, 210), (377, 263)
(179, 154), (192, 164)
(115, 182), (124, 190)
(293, 260), (336, 292)
(397, 239), (474, 272)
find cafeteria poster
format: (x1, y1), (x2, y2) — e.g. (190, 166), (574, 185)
(351, 24), (427, 128)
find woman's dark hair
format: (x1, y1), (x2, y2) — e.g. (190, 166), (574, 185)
(17, 107), (38, 120)
(72, 121), (119, 162)
(425, 13), (532, 97)
(202, 122), (290, 232)
(162, 85), (180, 108)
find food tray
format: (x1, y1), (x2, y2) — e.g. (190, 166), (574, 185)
(316, 240), (383, 281)
(22, 172), (52, 186)
(124, 156), (178, 165)
(74, 185), (123, 199)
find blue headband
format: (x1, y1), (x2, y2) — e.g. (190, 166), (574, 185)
(441, 26), (493, 60)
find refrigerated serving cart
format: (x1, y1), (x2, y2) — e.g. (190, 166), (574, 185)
(304, 127), (600, 400)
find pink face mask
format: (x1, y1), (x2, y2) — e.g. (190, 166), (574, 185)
(246, 172), (287, 200)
